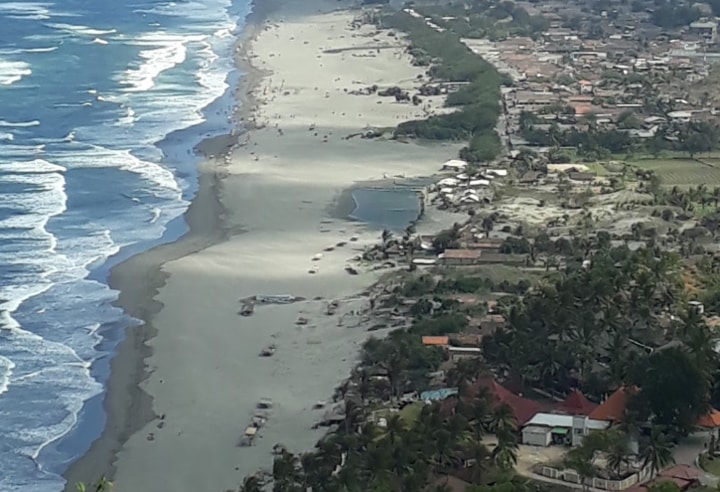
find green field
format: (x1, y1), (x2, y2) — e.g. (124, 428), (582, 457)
(629, 158), (720, 186)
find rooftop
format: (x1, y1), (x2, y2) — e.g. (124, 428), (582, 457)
(441, 249), (482, 260)
(557, 389), (598, 415)
(588, 386), (635, 422)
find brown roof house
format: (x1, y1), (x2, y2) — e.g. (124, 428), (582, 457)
(588, 386), (636, 422)
(439, 249), (481, 266)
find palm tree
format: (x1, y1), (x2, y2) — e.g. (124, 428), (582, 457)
(565, 451), (597, 492)
(481, 216), (494, 238)
(606, 432), (631, 478)
(237, 473), (268, 492)
(487, 404), (517, 436)
(272, 447), (302, 492)
(464, 441), (491, 483)
(356, 369), (372, 404)
(76, 478), (113, 492)
(493, 430), (519, 471)
(385, 414), (405, 446)
(640, 426), (675, 477)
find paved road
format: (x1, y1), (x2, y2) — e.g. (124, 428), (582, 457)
(674, 432), (718, 487)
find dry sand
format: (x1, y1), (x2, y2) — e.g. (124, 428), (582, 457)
(66, 1), (461, 491)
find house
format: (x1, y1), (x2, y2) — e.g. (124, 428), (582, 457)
(422, 336), (449, 347)
(439, 249), (482, 266)
(420, 388), (459, 402)
(448, 346), (482, 361)
(519, 170), (542, 184)
(523, 425), (553, 446)
(442, 159), (468, 171)
(697, 408), (720, 439)
(653, 465), (702, 491)
(568, 171), (598, 182)
(521, 412), (609, 447)
(469, 378), (546, 425)
(425, 475), (471, 492)
(588, 386), (635, 422)
(556, 389), (598, 415)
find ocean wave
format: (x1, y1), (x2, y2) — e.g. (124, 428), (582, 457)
(0, 59), (32, 86)
(0, 2), (51, 21)
(119, 32), (203, 92)
(0, 132), (15, 141)
(45, 23), (117, 36)
(0, 0), (250, 488)
(0, 158), (66, 174)
(0, 356), (15, 397)
(0, 119), (40, 127)
(116, 106), (136, 126)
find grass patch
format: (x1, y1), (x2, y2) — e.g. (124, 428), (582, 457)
(700, 454), (720, 476)
(435, 264), (546, 288)
(585, 162), (610, 176)
(399, 401), (424, 426)
(629, 158), (720, 186)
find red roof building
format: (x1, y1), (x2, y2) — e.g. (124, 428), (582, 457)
(659, 464), (702, 482)
(557, 389), (598, 416)
(588, 386), (635, 422)
(697, 408), (720, 428)
(470, 378), (545, 425)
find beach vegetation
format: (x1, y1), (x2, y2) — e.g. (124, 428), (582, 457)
(379, 11), (503, 164)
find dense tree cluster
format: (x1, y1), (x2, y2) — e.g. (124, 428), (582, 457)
(380, 12), (503, 164)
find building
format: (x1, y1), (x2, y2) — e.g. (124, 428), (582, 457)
(689, 20), (718, 44)
(521, 412), (609, 447)
(469, 378), (546, 425)
(556, 389), (598, 415)
(448, 346), (482, 361)
(439, 249), (482, 266)
(588, 386), (635, 423)
(422, 336), (449, 347)
(420, 387), (458, 402)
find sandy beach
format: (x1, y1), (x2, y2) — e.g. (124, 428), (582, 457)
(65, 0), (460, 490)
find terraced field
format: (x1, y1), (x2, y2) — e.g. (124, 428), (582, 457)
(630, 158), (720, 186)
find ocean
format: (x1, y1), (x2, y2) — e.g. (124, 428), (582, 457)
(0, 0), (252, 489)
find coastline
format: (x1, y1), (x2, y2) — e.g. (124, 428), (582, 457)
(65, 0), (462, 490)
(61, 2), (270, 488)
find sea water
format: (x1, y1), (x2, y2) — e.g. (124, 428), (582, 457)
(0, 0), (252, 489)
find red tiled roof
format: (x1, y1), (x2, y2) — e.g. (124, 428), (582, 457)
(425, 475), (471, 492)
(471, 378), (545, 425)
(557, 389), (597, 416)
(653, 477), (693, 490)
(660, 465), (702, 481)
(442, 249), (482, 260)
(697, 408), (720, 428)
(422, 336), (449, 346)
(588, 386), (634, 422)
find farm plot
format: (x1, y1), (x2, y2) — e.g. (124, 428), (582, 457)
(630, 158), (720, 186)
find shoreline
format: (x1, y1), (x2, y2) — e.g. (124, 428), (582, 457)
(66, 1), (463, 489)
(61, 1), (270, 487)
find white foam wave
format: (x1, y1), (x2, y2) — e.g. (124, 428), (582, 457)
(116, 106), (136, 126)
(0, 120), (40, 127)
(0, 143), (46, 158)
(0, 2), (51, 21)
(0, 356), (14, 397)
(0, 158), (66, 174)
(0, 59), (32, 86)
(56, 144), (180, 192)
(119, 33), (202, 92)
(92, 37), (108, 45)
(147, 207), (161, 224)
(0, 132), (15, 141)
(45, 23), (117, 36)
(24, 46), (58, 53)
